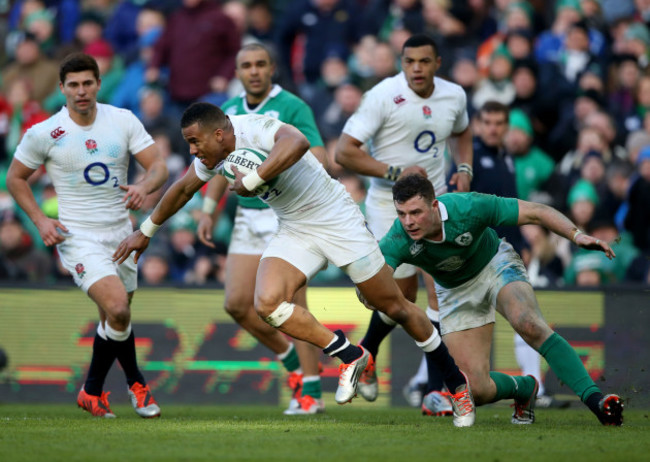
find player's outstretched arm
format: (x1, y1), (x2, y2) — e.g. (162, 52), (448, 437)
(335, 133), (391, 178)
(517, 199), (616, 259)
(113, 168), (206, 264)
(197, 175), (229, 248)
(6, 159), (68, 246)
(121, 144), (169, 210)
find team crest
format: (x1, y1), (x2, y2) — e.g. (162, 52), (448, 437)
(50, 127), (66, 140)
(409, 241), (424, 256)
(454, 232), (473, 246)
(75, 263), (86, 279)
(264, 110), (280, 119)
(422, 105), (432, 119)
(85, 139), (98, 154)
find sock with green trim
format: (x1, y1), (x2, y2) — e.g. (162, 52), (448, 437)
(539, 332), (601, 402)
(301, 376), (322, 399)
(489, 372), (537, 402)
(278, 343), (300, 372)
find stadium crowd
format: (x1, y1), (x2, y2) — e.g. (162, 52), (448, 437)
(0, 0), (649, 288)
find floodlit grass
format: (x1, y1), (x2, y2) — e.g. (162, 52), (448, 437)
(1, 404), (648, 462)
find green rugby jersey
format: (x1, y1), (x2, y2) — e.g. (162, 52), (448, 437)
(222, 84), (324, 209)
(379, 192), (520, 288)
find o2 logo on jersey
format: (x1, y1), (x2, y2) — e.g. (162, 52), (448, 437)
(414, 130), (439, 157)
(85, 139), (98, 155)
(84, 162), (119, 187)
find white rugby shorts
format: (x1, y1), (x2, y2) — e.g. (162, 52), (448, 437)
(436, 240), (530, 335)
(228, 206), (278, 255)
(262, 192), (385, 283)
(57, 221), (137, 293)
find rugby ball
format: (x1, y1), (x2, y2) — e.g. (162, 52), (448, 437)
(221, 147), (269, 196)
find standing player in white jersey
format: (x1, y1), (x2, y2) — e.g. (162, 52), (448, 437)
(335, 34), (473, 414)
(196, 43), (325, 415)
(113, 103), (477, 427)
(6, 53), (168, 418)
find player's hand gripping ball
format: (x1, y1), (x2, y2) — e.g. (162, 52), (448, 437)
(221, 148), (269, 196)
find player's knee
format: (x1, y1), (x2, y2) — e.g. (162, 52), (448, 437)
(374, 300), (409, 324)
(260, 301), (295, 328)
(514, 318), (551, 347)
(224, 292), (253, 322)
(107, 306), (130, 330)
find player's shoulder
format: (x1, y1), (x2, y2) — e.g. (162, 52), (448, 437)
(22, 109), (62, 139)
(434, 77), (466, 98)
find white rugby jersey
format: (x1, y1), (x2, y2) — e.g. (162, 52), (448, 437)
(342, 73), (468, 195)
(15, 104), (154, 229)
(194, 114), (349, 223)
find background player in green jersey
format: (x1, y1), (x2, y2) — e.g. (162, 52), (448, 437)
(371, 174), (623, 426)
(196, 43), (326, 415)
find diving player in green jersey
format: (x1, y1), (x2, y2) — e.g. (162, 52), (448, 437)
(196, 43), (326, 415)
(370, 174), (624, 426)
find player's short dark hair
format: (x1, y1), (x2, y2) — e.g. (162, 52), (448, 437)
(181, 102), (228, 130)
(479, 100), (509, 119)
(237, 42), (275, 65)
(402, 34), (439, 58)
(392, 174), (436, 204)
(59, 53), (100, 83)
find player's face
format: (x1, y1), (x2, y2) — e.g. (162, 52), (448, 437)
(182, 122), (230, 170)
(395, 195), (440, 241)
(478, 111), (508, 148)
(401, 45), (441, 98)
(60, 70), (100, 116)
(236, 49), (275, 102)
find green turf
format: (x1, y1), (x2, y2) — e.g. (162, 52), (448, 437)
(1, 404), (648, 462)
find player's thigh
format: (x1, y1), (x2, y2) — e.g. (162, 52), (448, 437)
(443, 323), (493, 388)
(395, 273), (418, 303)
(87, 275), (130, 319)
(255, 257), (308, 314)
(292, 285), (308, 308)
(356, 263), (406, 313)
(496, 281), (552, 348)
(224, 253), (261, 314)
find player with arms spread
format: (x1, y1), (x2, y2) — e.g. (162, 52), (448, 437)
(374, 174), (624, 426)
(6, 53), (169, 418)
(336, 34), (473, 413)
(114, 103), (477, 427)
(196, 43), (325, 415)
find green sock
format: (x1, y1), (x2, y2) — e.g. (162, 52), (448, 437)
(489, 372), (537, 402)
(539, 332), (600, 402)
(279, 344), (300, 372)
(302, 376), (322, 399)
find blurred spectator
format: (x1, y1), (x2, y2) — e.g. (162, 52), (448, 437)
(609, 54), (642, 135)
(2, 32), (59, 104)
(305, 52), (350, 120)
(0, 210), (52, 281)
(504, 109), (555, 202)
(139, 86), (190, 161)
(619, 21), (650, 69)
(248, 0), (276, 44)
(8, 0), (81, 46)
(0, 78), (49, 160)
(352, 41), (399, 92)
(624, 145), (650, 253)
(147, 0), (240, 114)
(140, 244), (171, 285)
(363, 0), (424, 41)
(450, 56), (480, 117)
(104, 0), (144, 60)
(53, 10), (106, 59)
(472, 50), (516, 109)
(567, 178), (599, 230)
(520, 224), (565, 287)
(584, 110), (627, 159)
(625, 129), (650, 165)
(317, 83), (362, 143)
(275, 0), (361, 91)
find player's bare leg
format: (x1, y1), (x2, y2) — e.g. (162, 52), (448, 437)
(81, 276), (159, 418)
(497, 281), (622, 425)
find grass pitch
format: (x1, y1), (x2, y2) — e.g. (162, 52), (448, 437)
(1, 404), (648, 462)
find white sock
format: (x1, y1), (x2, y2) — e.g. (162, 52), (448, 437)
(96, 322), (107, 340)
(514, 333), (545, 396)
(277, 342), (294, 361)
(105, 322), (132, 342)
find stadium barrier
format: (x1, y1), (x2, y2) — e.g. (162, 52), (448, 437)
(0, 286), (647, 407)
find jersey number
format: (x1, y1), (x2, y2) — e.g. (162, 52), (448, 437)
(84, 162), (118, 187)
(414, 130), (439, 158)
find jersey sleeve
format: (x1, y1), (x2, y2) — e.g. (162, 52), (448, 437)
(247, 115), (284, 151)
(470, 192), (519, 226)
(452, 89), (469, 134)
(290, 102), (324, 148)
(341, 87), (385, 143)
(378, 219), (410, 269)
(125, 111), (155, 154)
(13, 126), (47, 170)
(193, 158), (217, 182)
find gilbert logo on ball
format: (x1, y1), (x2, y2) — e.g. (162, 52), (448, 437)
(222, 148), (269, 196)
